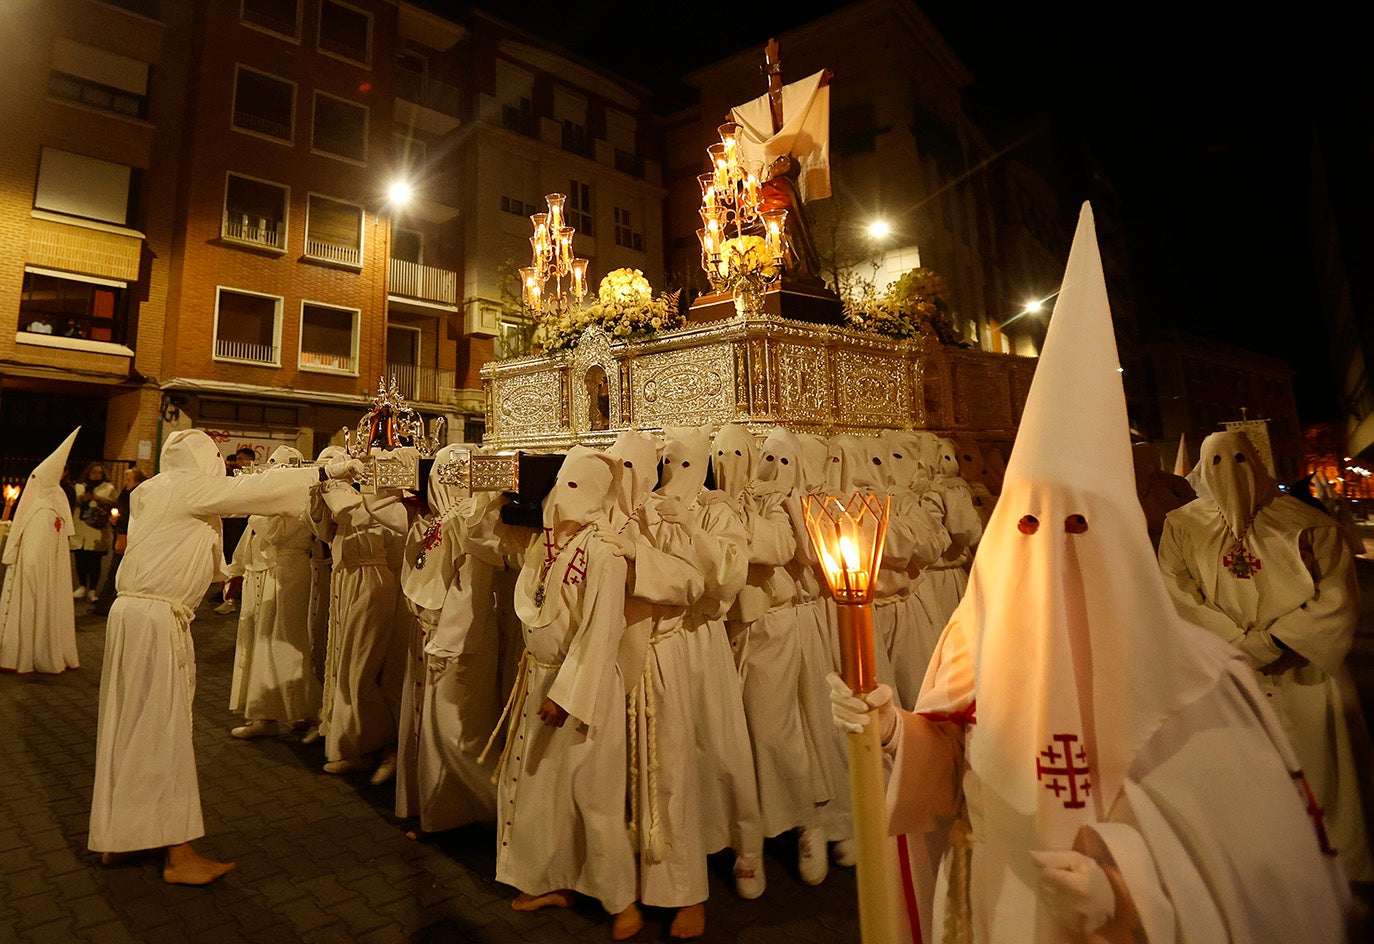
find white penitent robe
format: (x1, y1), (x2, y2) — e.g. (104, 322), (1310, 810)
(401, 487), (512, 832)
(319, 483), (407, 763)
(1159, 489), (1373, 881)
(499, 525), (635, 914)
(228, 510), (321, 723)
(0, 495), (78, 674)
(626, 498), (708, 908)
(89, 432), (319, 853)
(679, 491), (762, 859)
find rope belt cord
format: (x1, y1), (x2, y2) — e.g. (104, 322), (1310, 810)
(478, 650), (563, 781)
(944, 814), (974, 944)
(119, 591), (198, 728)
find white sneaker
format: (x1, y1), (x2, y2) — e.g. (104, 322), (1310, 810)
(832, 838), (856, 867)
(733, 853), (765, 899)
(214, 600), (236, 615)
(73, 586), (87, 599)
(87, 590), (99, 602)
(231, 720), (279, 739)
(370, 752), (397, 786)
(797, 827), (828, 885)
(323, 757), (370, 775)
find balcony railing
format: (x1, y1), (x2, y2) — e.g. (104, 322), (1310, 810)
(300, 349), (357, 373)
(319, 35), (367, 64)
(395, 66), (460, 119)
(233, 110), (291, 141)
(215, 338), (277, 364)
(388, 258), (457, 305)
(223, 212), (285, 250)
(304, 239), (361, 267)
(313, 132), (365, 162)
(386, 363), (456, 404)
(241, 5), (296, 37)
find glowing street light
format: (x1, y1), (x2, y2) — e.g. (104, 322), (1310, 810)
(1023, 298), (1044, 314)
(387, 180), (413, 207)
(867, 219), (891, 240)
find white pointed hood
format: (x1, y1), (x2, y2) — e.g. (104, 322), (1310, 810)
(1195, 430), (1278, 539)
(938, 203), (1230, 862)
(659, 427), (709, 503)
(1173, 433), (1190, 478)
(712, 424), (757, 501)
(755, 426), (802, 494)
(162, 429), (226, 477)
(9, 426), (80, 541)
(606, 430), (661, 531)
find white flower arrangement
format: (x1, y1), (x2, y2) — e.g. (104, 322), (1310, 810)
(531, 268), (684, 356)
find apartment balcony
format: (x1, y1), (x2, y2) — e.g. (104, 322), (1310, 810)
(222, 212), (285, 251)
(385, 363), (456, 405)
(395, 66), (461, 137)
(215, 338), (277, 366)
(299, 350), (358, 374)
(388, 258), (457, 309)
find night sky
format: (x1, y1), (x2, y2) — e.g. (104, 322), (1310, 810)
(440, 1), (1366, 424)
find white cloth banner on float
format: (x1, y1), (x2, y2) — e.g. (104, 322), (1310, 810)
(729, 70), (831, 201)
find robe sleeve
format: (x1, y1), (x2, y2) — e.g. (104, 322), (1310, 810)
(1260, 523), (1358, 675)
(307, 487), (336, 544)
(630, 532), (705, 607)
(547, 538), (628, 726)
(937, 482), (984, 550)
(1157, 514), (1245, 645)
(696, 498), (750, 606)
(748, 492), (797, 566)
(883, 491), (950, 572)
(184, 466), (317, 519)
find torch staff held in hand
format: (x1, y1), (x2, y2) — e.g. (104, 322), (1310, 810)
(801, 492), (900, 944)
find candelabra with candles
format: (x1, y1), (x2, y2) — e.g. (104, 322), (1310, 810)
(519, 193), (589, 319)
(696, 121), (789, 298)
(2, 484), (19, 522)
(801, 491), (901, 944)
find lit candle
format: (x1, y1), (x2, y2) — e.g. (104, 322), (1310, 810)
(571, 257), (588, 301)
(520, 266), (541, 310)
(744, 173), (759, 208)
(705, 185), (717, 211)
(2, 484), (19, 522)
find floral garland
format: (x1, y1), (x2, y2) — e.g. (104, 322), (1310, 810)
(843, 266), (961, 344)
(531, 268), (685, 356)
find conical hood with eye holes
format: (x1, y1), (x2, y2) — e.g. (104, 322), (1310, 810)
(605, 430), (661, 531)
(755, 427), (801, 495)
(711, 424), (757, 501)
(658, 427), (709, 503)
(934, 203), (1231, 879)
(1194, 431), (1278, 540)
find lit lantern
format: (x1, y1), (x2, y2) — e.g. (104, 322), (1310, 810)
(801, 490), (900, 944)
(1, 484), (20, 522)
(570, 257), (589, 303)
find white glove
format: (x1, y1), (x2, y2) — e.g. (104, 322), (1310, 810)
(324, 458), (364, 481)
(604, 529), (637, 559)
(1030, 849), (1115, 935)
(828, 673), (898, 744)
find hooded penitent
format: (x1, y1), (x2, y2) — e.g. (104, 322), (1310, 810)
(712, 424), (757, 501)
(892, 203), (1345, 943)
(755, 426), (802, 494)
(0, 426), (81, 674)
(658, 427), (709, 503)
(605, 430), (661, 532)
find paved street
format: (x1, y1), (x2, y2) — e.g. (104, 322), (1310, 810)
(5, 550), (1374, 944)
(0, 603), (859, 944)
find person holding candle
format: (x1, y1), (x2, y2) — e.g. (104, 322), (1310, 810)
(92, 467), (148, 617)
(0, 427), (81, 674)
(829, 205), (1347, 942)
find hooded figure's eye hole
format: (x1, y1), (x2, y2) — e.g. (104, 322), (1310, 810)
(1064, 514), (1089, 534)
(1235, 453), (1246, 463)
(893, 452), (904, 459)
(831, 456), (840, 462)
(1212, 455), (1222, 465)
(765, 454), (775, 462)
(1018, 515), (1040, 534)
(623, 461), (633, 468)
(568, 481), (578, 489)
(681, 461), (690, 468)
(734, 449), (741, 456)
(717, 450), (724, 457)
(780, 457), (789, 465)
(872, 457), (882, 465)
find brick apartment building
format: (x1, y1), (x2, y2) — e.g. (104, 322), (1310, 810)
(0, 0), (663, 471)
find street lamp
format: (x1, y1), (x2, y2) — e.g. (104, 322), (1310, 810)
(867, 219), (891, 241)
(801, 491), (900, 944)
(387, 179), (413, 208)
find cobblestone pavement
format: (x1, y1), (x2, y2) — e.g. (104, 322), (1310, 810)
(8, 555), (1374, 944)
(0, 602), (860, 944)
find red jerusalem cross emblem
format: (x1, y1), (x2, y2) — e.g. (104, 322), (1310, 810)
(1222, 540), (1261, 580)
(563, 546), (588, 587)
(1036, 734), (1091, 809)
